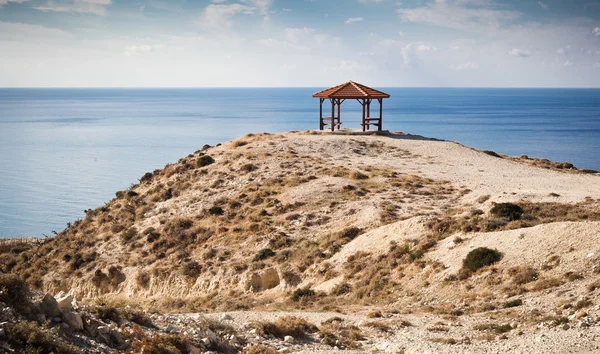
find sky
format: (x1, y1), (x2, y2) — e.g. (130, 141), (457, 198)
(0, 0), (599, 87)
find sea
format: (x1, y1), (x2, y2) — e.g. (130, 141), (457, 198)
(1, 88), (599, 238)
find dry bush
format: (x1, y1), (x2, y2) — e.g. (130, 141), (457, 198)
(7, 321), (78, 354)
(363, 320), (391, 332)
(0, 274), (31, 314)
(250, 316), (317, 339)
(564, 271), (584, 282)
(319, 321), (364, 349)
(509, 265), (538, 285)
(366, 310), (383, 318)
(131, 334), (190, 354)
(473, 323), (512, 334)
(243, 344), (278, 354)
(531, 277), (564, 291)
(429, 337), (458, 345)
(587, 279), (600, 292)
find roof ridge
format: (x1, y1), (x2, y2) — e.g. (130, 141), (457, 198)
(328, 81), (353, 96)
(349, 81), (367, 97)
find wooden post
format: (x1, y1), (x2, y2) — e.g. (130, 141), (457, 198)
(361, 99), (366, 132)
(336, 99), (341, 129)
(331, 99), (335, 131)
(319, 98), (324, 130)
(379, 98), (383, 131)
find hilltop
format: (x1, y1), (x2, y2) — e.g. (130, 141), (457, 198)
(4, 130), (600, 353)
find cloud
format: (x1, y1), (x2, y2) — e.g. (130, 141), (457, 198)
(537, 1), (548, 9)
(557, 45), (570, 56)
(200, 4), (254, 30)
(397, 1), (520, 30)
(240, 0), (273, 15)
(451, 61), (479, 70)
(0, 0), (28, 7)
(564, 60), (573, 66)
(508, 48), (530, 57)
(400, 41), (436, 65)
(345, 17), (364, 24)
(32, 0), (112, 15)
(284, 27), (316, 43)
(0, 21), (72, 40)
(124, 44), (165, 56)
(358, 0), (387, 3)
(593, 27), (600, 36)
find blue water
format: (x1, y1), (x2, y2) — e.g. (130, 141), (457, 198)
(1, 88), (599, 238)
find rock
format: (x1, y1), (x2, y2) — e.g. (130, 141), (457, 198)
(85, 318), (103, 337)
(201, 338), (211, 345)
(576, 311), (587, 320)
(52, 317), (62, 323)
(284, 335), (294, 343)
(40, 293), (62, 318)
(62, 311), (83, 331)
(97, 326), (111, 335)
(562, 324), (570, 330)
(165, 324), (178, 333)
(0, 328), (5, 338)
(448, 241), (456, 249)
(37, 313), (46, 323)
(577, 321), (590, 328)
(56, 295), (74, 311)
(220, 314), (233, 321)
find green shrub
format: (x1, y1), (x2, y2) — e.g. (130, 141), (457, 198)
(120, 227), (137, 242)
(253, 248), (275, 262)
(0, 274), (30, 313)
(208, 206), (224, 216)
(503, 299), (523, 308)
(8, 321), (78, 354)
(291, 288), (315, 302)
(197, 155), (215, 167)
(462, 247), (502, 272)
(490, 203), (523, 221)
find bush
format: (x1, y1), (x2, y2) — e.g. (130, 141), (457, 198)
(462, 247), (502, 272)
(291, 288), (315, 302)
(8, 321), (78, 354)
(250, 316), (317, 339)
(197, 155), (215, 167)
(253, 248), (275, 262)
(243, 345), (278, 354)
(121, 227), (138, 242)
(482, 150), (502, 158)
(490, 203), (523, 221)
(208, 206), (224, 216)
(338, 227), (363, 240)
(0, 274), (30, 313)
(503, 299), (523, 308)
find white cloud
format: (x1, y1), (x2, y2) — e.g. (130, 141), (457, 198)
(240, 0), (273, 15)
(508, 48), (530, 57)
(33, 0), (112, 15)
(451, 61), (479, 70)
(593, 27), (600, 36)
(124, 44), (165, 56)
(200, 4), (254, 30)
(345, 17), (364, 24)
(537, 1), (548, 9)
(564, 60), (573, 66)
(0, 21), (72, 40)
(284, 27), (315, 43)
(400, 42), (436, 65)
(557, 45), (570, 56)
(0, 0), (28, 7)
(397, 1), (520, 30)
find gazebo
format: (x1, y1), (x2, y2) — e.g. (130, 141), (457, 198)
(312, 81), (390, 132)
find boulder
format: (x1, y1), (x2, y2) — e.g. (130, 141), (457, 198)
(84, 318), (103, 337)
(40, 293), (62, 318)
(62, 311), (83, 331)
(56, 295), (74, 311)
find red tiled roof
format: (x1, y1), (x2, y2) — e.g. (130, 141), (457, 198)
(313, 81), (390, 99)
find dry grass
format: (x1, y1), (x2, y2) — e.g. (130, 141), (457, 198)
(249, 316), (318, 339)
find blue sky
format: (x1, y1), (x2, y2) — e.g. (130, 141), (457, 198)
(1, 0), (599, 87)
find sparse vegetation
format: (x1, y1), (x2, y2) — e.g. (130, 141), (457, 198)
(462, 247), (503, 273)
(490, 203), (523, 221)
(197, 155), (215, 167)
(503, 299), (523, 308)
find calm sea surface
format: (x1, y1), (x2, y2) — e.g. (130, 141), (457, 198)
(1, 88), (599, 238)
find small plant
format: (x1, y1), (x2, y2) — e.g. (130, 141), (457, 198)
(208, 206), (224, 216)
(253, 248), (275, 262)
(241, 163), (258, 173)
(0, 274), (30, 313)
(462, 247), (503, 272)
(490, 203), (523, 221)
(482, 150), (502, 158)
(234, 140), (248, 147)
(338, 227), (363, 240)
(291, 288), (315, 302)
(243, 345), (278, 354)
(250, 316), (318, 339)
(349, 171), (369, 180)
(503, 299), (523, 308)
(120, 227), (137, 242)
(7, 321), (77, 354)
(197, 155), (215, 167)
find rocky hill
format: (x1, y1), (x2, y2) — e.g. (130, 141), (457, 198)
(5, 130), (600, 353)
